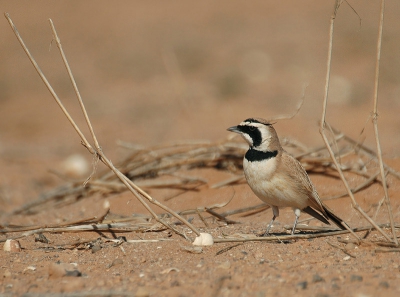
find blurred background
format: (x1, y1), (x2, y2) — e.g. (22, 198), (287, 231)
(0, 1), (399, 175)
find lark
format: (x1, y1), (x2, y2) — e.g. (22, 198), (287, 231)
(228, 118), (346, 235)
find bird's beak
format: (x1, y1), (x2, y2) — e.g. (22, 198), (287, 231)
(227, 125), (241, 133)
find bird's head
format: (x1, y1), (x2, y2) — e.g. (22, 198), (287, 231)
(227, 118), (281, 151)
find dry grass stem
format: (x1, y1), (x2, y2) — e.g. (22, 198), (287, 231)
(318, 1), (393, 243)
(327, 241), (356, 258)
(219, 204), (270, 218)
(214, 223), (400, 244)
(4, 14), (94, 155)
(375, 247), (400, 253)
(5, 13), (200, 239)
(370, 0), (397, 246)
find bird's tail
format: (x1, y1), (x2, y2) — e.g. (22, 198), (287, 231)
(322, 205), (347, 230)
(303, 205), (347, 230)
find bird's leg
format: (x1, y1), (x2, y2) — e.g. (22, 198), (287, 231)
(263, 206), (279, 236)
(291, 208), (301, 235)
(263, 216), (275, 236)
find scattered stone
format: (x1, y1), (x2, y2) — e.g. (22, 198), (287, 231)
(161, 267), (180, 274)
(49, 262), (82, 278)
(343, 256), (351, 261)
(108, 258), (123, 268)
(65, 269), (82, 277)
(350, 275), (363, 282)
(218, 261), (231, 270)
(296, 281), (308, 290)
(171, 280), (180, 287)
(331, 282), (340, 290)
(345, 242), (356, 250)
(312, 274), (325, 283)
(23, 266), (36, 274)
(181, 245), (203, 254)
(91, 245), (102, 253)
(3, 270), (12, 278)
(379, 281), (389, 288)
(3, 239), (22, 252)
(35, 233), (49, 244)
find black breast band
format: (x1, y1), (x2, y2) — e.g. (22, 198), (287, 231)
(245, 149), (278, 162)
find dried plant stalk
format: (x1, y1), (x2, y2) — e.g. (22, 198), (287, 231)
(4, 13), (200, 239)
(370, 0), (397, 245)
(318, 1), (393, 242)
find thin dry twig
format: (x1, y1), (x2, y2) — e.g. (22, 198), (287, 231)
(215, 243), (243, 256)
(4, 13), (200, 239)
(318, 1), (391, 242)
(268, 83), (307, 121)
(370, 0), (398, 246)
(213, 223), (399, 244)
(375, 247), (400, 253)
(327, 241), (356, 258)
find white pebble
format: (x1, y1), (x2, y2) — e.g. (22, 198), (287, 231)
(3, 239), (22, 252)
(192, 233), (214, 246)
(60, 154), (89, 178)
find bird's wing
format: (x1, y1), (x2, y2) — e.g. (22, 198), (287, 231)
(282, 151), (328, 217)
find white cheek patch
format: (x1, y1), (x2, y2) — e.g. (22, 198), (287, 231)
(260, 129), (272, 144)
(261, 135), (272, 145)
(241, 134), (253, 146)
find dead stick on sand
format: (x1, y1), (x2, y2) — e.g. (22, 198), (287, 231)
(213, 223), (400, 244)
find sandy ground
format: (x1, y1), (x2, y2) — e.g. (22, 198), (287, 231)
(1, 1), (400, 296)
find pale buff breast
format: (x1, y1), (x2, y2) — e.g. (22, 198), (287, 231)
(243, 157), (310, 209)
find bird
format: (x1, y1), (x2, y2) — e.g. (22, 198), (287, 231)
(227, 117), (347, 235)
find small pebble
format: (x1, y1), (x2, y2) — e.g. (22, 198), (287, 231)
(160, 267), (180, 274)
(49, 262), (82, 278)
(3, 239), (22, 252)
(218, 261), (231, 270)
(171, 280), (180, 287)
(343, 256), (351, 261)
(296, 281), (308, 290)
(193, 233), (214, 246)
(181, 245), (202, 254)
(3, 270), (11, 278)
(350, 275), (363, 282)
(23, 266), (36, 274)
(345, 242), (356, 250)
(312, 274), (325, 283)
(35, 233), (49, 244)
(331, 282), (340, 290)
(108, 258), (123, 268)
(91, 245), (102, 253)
(379, 281), (389, 288)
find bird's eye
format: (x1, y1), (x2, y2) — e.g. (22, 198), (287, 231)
(249, 126), (256, 131)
